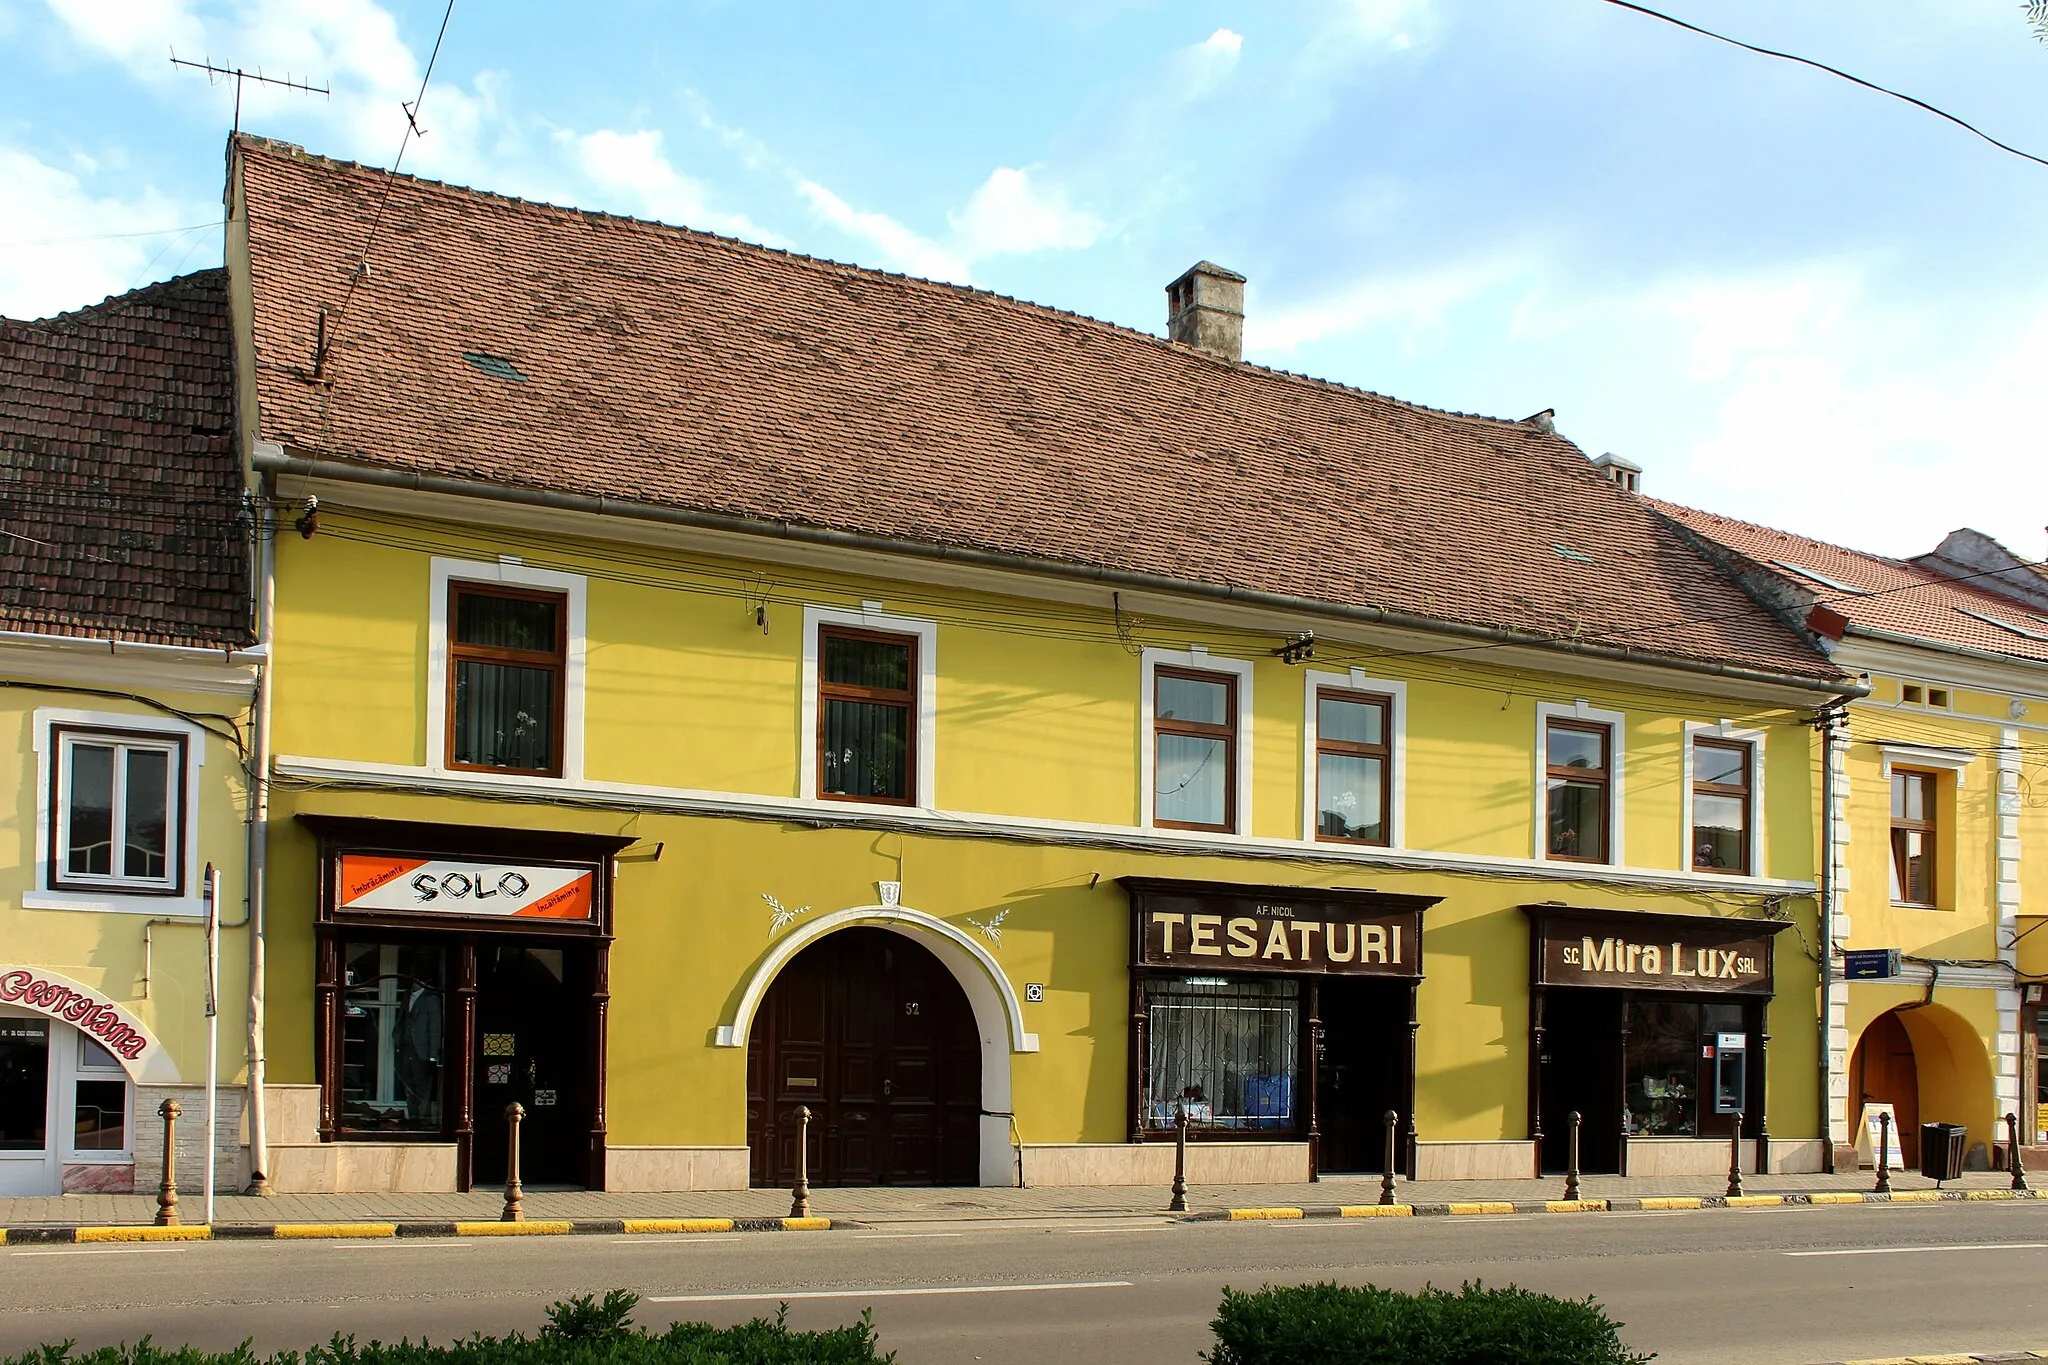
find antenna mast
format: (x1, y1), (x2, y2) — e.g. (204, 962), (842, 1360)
(170, 54), (329, 133)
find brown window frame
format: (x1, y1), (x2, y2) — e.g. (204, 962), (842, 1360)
(1690, 738), (1752, 875)
(47, 724), (190, 897)
(1314, 687), (1392, 847)
(1153, 666), (1238, 834)
(445, 582), (569, 778)
(1544, 718), (1612, 864)
(1890, 768), (1938, 907)
(816, 625), (919, 807)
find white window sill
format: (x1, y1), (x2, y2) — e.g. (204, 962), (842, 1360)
(61, 1152), (134, 1165)
(22, 890), (206, 918)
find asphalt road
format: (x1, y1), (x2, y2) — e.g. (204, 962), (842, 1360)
(5, 1203), (2047, 1364)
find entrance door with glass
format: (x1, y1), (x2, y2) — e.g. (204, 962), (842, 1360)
(0, 1010), (133, 1195)
(470, 944), (587, 1187)
(1314, 980), (1410, 1174)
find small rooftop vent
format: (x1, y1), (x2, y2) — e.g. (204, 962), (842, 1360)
(1590, 452), (1641, 492)
(463, 351), (527, 382)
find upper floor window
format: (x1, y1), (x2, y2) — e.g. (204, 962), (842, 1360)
(818, 626), (917, 804)
(1154, 667), (1237, 832)
(1690, 739), (1751, 874)
(1315, 689), (1391, 845)
(1544, 718), (1612, 863)
(1890, 769), (1937, 906)
(447, 583), (566, 776)
(49, 725), (187, 896)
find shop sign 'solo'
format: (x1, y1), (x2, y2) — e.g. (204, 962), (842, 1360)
(336, 854), (595, 921)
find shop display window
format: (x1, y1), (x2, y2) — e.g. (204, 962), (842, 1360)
(1545, 720), (1611, 862)
(819, 627), (916, 803)
(1315, 690), (1391, 845)
(1154, 669), (1237, 831)
(1145, 975), (1298, 1131)
(0, 1018), (50, 1151)
(51, 726), (186, 895)
(1623, 999), (1745, 1137)
(340, 942), (449, 1134)
(448, 584), (566, 776)
(70, 1035), (128, 1152)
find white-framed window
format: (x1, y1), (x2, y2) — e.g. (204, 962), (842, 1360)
(27, 708), (205, 915)
(799, 604), (938, 809)
(426, 557), (587, 782)
(1301, 668), (1407, 847)
(1141, 647), (1255, 834)
(1534, 701), (1626, 865)
(1682, 723), (1766, 876)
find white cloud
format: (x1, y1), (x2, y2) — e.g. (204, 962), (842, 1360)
(1338, 0), (1432, 50)
(1245, 255), (1523, 354)
(949, 167), (1104, 259)
(577, 128), (774, 242)
(0, 143), (214, 318)
(42, 0), (205, 72)
(1174, 27), (1244, 100)
(794, 179), (968, 282)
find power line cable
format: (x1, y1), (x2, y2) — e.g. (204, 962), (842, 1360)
(0, 222), (219, 249)
(1596, 0), (2048, 170)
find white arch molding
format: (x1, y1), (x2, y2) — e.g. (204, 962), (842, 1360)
(717, 905), (1039, 1187)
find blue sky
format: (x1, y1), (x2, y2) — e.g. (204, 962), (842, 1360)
(4, 0), (2045, 558)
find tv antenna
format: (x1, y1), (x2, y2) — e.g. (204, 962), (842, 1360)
(170, 54), (329, 133)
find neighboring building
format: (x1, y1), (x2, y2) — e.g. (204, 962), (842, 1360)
(0, 271), (258, 1196)
(1657, 503), (2048, 1170)
(226, 135), (1854, 1194)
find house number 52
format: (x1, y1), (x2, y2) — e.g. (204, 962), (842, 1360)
(904, 1001), (920, 1016)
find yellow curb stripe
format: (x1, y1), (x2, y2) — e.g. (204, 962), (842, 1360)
(452, 1221), (574, 1236)
(1807, 1192), (1864, 1204)
(1544, 1200), (1609, 1213)
(1726, 1195), (1784, 1207)
(273, 1224), (397, 1239)
(1227, 1207), (1305, 1220)
(1962, 1188), (2017, 1201)
(1338, 1205), (1413, 1217)
(621, 1218), (735, 1235)
(0, 1230), (7, 1246)
(1446, 1202), (1516, 1216)
(77, 1226), (211, 1242)
(1887, 1190), (1943, 1203)
(781, 1217), (831, 1231)
(1640, 1197), (1703, 1210)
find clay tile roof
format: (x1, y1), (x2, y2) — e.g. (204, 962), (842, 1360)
(1652, 500), (2048, 666)
(235, 136), (1839, 685)
(0, 269), (251, 651)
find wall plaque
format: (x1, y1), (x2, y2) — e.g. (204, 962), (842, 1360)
(1125, 878), (1435, 978)
(1524, 906), (1785, 996)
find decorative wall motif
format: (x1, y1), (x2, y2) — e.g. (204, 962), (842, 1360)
(763, 892), (813, 937)
(964, 908), (1009, 948)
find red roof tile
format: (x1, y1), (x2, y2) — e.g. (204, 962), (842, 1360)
(0, 270), (251, 651)
(235, 137), (1839, 685)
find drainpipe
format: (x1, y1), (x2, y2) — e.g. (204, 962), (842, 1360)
(243, 489), (277, 1195)
(1816, 701), (1845, 1174)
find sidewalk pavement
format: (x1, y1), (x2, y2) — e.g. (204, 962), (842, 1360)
(1, 1168), (2035, 1229)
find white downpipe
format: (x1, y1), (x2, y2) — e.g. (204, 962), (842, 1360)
(244, 493), (276, 1194)
(204, 864), (221, 1225)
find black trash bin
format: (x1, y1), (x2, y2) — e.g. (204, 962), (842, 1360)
(1921, 1122), (1968, 1183)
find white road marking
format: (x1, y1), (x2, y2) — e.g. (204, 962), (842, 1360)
(612, 1236), (743, 1245)
(1062, 1226), (1170, 1235)
(10, 1246), (177, 1257)
(1781, 1242), (2048, 1257)
(322, 1241), (475, 1250)
(651, 1280), (1133, 1304)
(852, 1232), (964, 1240)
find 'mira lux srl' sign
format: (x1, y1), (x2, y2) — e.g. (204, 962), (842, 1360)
(1524, 905), (1785, 996)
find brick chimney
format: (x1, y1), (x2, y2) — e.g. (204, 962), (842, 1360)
(1166, 261), (1245, 362)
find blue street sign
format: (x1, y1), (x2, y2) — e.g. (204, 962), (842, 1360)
(1843, 948), (1902, 980)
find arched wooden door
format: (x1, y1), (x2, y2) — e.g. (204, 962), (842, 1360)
(747, 928), (981, 1186)
(1852, 1009), (1920, 1166)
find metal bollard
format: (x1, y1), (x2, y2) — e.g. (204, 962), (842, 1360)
(1380, 1110), (1400, 1206)
(2008, 1112), (2029, 1193)
(1168, 1106), (1190, 1213)
(154, 1098), (182, 1227)
(501, 1102), (525, 1223)
(1565, 1110), (1582, 1203)
(1874, 1111), (1892, 1194)
(1726, 1109), (1745, 1199)
(790, 1105), (812, 1219)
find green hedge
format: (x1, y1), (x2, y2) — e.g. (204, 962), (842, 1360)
(1207, 1281), (1654, 1364)
(5, 1293), (892, 1365)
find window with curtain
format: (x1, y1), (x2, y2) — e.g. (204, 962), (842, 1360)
(1545, 720), (1611, 862)
(1890, 769), (1937, 906)
(1154, 668), (1236, 831)
(51, 726), (186, 894)
(1691, 739), (1751, 873)
(1316, 689), (1391, 844)
(819, 627), (916, 803)
(448, 585), (565, 775)
(1145, 975), (1300, 1131)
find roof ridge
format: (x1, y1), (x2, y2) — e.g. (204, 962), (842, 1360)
(233, 134), (1544, 437)
(1, 266), (227, 330)
(1646, 496), (1933, 578)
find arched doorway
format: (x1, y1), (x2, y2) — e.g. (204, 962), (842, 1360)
(1852, 1009), (1920, 1167)
(747, 928), (981, 1187)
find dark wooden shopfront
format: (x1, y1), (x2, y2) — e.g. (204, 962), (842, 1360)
(1525, 904), (1787, 1177)
(303, 816), (633, 1191)
(1122, 878), (1438, 1178)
